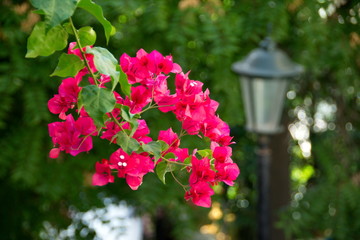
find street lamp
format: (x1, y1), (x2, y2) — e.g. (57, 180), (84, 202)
(232, 37), (303, 240)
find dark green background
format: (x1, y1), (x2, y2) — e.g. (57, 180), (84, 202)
(1, 0), (360, 239)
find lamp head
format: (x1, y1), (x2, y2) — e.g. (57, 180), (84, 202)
(232, 38), (304, 134)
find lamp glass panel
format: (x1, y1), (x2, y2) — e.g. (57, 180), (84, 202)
(240, 77), (255, 131)
(240, 77), (288, 134)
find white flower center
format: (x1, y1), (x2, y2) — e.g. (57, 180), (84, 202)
(117, 161), (127, 167)
(119, 155), (125, 159)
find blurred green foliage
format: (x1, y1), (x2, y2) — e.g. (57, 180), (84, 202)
(1, 0), (360, 239)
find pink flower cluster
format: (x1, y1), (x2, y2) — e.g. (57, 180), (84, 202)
(47, 44), (240, 208)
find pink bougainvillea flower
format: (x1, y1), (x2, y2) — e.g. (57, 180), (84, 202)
(181, 118), (201, 135)
(217, 135), (235, 146)
(173, 147), (189, 162)
(78, 107), (91, 117)
(151, 74), (169, 94)
(128, 85), (152, 113)
(119, 53), (131, 72)
(213, 146), (233, 164)
(101, 121), (121, 143)
(48, 77), (82, 120)
(109, 148), (154, 190)
(48, 114), (96, 156)
(175, 72), (203, 97)
(92, 159), (114, 186)
(132, 85), (151, 104)
(158, 128), (180, 152)
(120, 53), (138, 84)
(173, 95), (203, 122)
(75, 115), (97, 136)
(201, 115), (231, 143)
(102, 119), (152, 144)
(147, 50), (181, 75)
(123, 119), (152, 143)
(120, 49), (182, 86)
(184, 182), (214, 208)
(49, 148), (60, 159)
(215, 162), (240, 186)
(145, 50), (164, 75)
(152, 74), (178, 112)
(174, 89), (218, 127)
(155, 94), (178, 113)
(58, 77), (81, 100)
(160, 55), (182, 74)
(172, 73), (224, 138)
(131, 119), (153, 144)
(128, 49), (152, 84)
(136, 48), (148, 60)
(161, 147), (189, 162)
(189, 156), (216, 185)
(48, 94), (75, 120)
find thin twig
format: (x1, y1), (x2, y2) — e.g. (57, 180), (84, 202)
(72, 129), (98, 151)
(161, 157), (189, 166)
(170, 170), (188, 192)
(69, 17), (98, 86)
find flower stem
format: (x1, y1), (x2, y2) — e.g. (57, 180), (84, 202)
(110, 112), (128, 135)
(72, 130), (97, 151)
(69, 17), (98, 86)
(161, 157), (189, 166)
(138, 103), (157, 114)
(170, 170), (188, 192)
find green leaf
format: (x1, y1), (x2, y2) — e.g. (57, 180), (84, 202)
(79, 85), (116, 126)
(86, 46), (119, 84)
(156, 161), (168, 184)
(86, 47), (118, 74)
(116, 131), (140, 155)
(62, 22), (74, 35)
(155, 160), (182, 184)
(78, 26), (96, 47)
(120, 105), (133, 122)
(30, 0), (77, 27)
(117, 65), (131, 96)
(86, 47), (131, 95)
(119, 105), (139, 137)
(33, 9), (45, 15)
(183, 156), (192, 165)
(51, 53), (84, 77)
(77, 0), (115, 43)
(197, 149), (213, 158)
(77, 94), (84, 112)
(86, 47), (130, 95)
(164, 152), (176, 160)
(158, 140), (169, 152)
(129, 119), (139, 138)
(166, 163), (183, 172)
(26, 22), (68, 58)
(142, 141), (162, 159)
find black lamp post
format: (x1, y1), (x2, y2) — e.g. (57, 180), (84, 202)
(232, 37), (303, 240)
